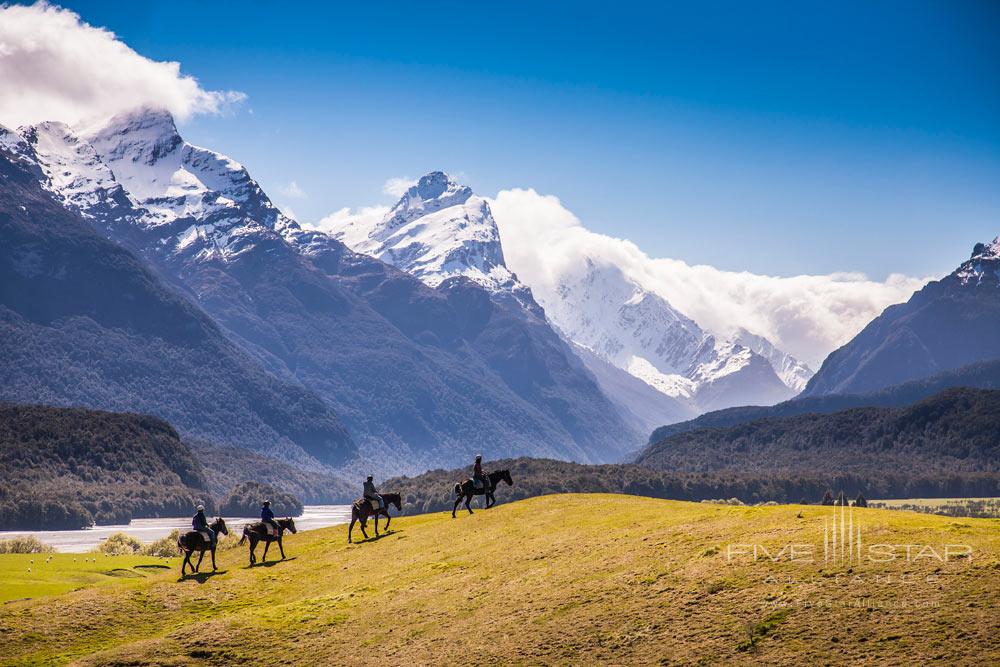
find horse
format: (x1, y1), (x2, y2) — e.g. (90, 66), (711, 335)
(452, 469), (513, 517)
(177, 517), (229, 575)
(348, 492), (402, 543)
(238, 517), (297, 565)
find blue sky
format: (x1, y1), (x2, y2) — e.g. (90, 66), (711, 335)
(28, 1), (1000, 278)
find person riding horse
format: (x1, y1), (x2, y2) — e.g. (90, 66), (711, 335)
(473, 455), (486, 490)
(363, 475), (383, 511)
(260, 500), (279, 537)
(192, 504), (216, 547)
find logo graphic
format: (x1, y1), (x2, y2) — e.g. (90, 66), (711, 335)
(823, 503), (861, 563)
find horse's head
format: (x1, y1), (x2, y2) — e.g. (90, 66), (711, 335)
(500, 469), (513, 486)
(282, 517), (298, 534)
(213, 517), (229, 536)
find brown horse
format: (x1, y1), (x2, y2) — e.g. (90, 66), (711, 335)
(452, 469), (513, 517)
(238, 517), (297, 565)
(348, 492), (402, 543)
(178, 517), (228, 575)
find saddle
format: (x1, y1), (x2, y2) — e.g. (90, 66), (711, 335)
(261, 522), (278, 537)
(197, 530), (212, 544)
(470, 477), (487, 491)
(359, 496), (381, 511)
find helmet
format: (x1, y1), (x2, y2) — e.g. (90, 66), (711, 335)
(262, 500), (271, 507)
(475, 454), (482, 460)
(367, 475), (373, 480)
(196, 504), (205, 512)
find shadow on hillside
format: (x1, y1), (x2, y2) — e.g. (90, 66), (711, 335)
(246, 556), (298, 570)
(177, 570), (227, 583)
(351, 529), (400, 544)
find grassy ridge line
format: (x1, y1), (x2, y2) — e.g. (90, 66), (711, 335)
(1, 494), (998, 665)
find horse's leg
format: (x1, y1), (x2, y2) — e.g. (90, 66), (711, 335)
(262, 539), (270, 562)
(466, 493), (473, 514)
(383, 511), (391, 532)
(181, 551), (190, 575)
(211, 547), (217, 571)
(249, 538), (257, 565)
(278, 536), (285, 560)
(195, 550), (204, 572)
(374, 513), (380, 537)
(359, 518), (369, 540)
(349, 516), (356, 543)
(452, 494), (462, 518)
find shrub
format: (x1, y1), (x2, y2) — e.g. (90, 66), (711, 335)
(0, 536), (55, 554)
(97, 532), (143, 555)
(142, 530), (180, 557)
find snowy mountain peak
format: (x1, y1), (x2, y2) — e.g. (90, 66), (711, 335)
(956, 236), (1000, 287)
(325, 171), (537, 311)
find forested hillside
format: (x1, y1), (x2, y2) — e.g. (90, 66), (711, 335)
(638, 388), (1000, 478)
(0, 404), (214, 529)
(648, 357), (1000, 444)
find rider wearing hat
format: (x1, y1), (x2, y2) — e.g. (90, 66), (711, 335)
(261, 500), (279, 536)
(363, 475), (383, 511)
(192, 504), (215, 546)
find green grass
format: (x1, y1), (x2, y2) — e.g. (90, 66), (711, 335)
(1, 494), (999, 665)
(0, 552), (176, 602)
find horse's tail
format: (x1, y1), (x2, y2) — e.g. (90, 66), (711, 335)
(238, 525), (249, 545)
(177, 536), (186, 555)
(454, 482), (462, 496)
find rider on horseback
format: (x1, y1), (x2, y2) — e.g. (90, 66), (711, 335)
(261, 500), (279, 537)
(363, 475), (383, 510)
(192, 504), (216, 547)
(473, 455), (487, 490)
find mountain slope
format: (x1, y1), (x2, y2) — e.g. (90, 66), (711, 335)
(0, 130), (355, 467)
(647, 357), (1000, 443)
(13, 111), (636, 469)
(637, 387), (1000, 477)
(802, 238), (1000, 396)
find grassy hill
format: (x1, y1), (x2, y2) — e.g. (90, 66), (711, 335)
(2, 494), (998, 665)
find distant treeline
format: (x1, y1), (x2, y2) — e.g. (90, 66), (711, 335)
(220, 481), (304, 518)
(638, 388), (1000, 477)
(383, 457), (1000, 515)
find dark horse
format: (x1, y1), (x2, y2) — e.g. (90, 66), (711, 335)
(453, 469), (513, 517)
(348, 492), (402, 543)
(238, 517), (297, 565)
(177, 517), (229, 575)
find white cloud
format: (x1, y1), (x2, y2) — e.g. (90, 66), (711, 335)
(303, 205), (390, 246)
(280, 181), (307, 199)
(382, 177), (416, 199)
(489, 188), (932, 367)
(0, 2), (246, 128)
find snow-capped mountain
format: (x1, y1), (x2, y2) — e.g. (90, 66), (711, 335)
(328, 171), (539, 314)
(546, 259), (799, 411)
(735, 328), (814, 392)
(7, 108), (639, 471)
(326, 171), (807, 413)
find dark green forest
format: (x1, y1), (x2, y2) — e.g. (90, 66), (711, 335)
(0, 404), (214, 529)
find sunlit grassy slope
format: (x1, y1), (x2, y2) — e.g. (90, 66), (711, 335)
(2, 494), (999, 665)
